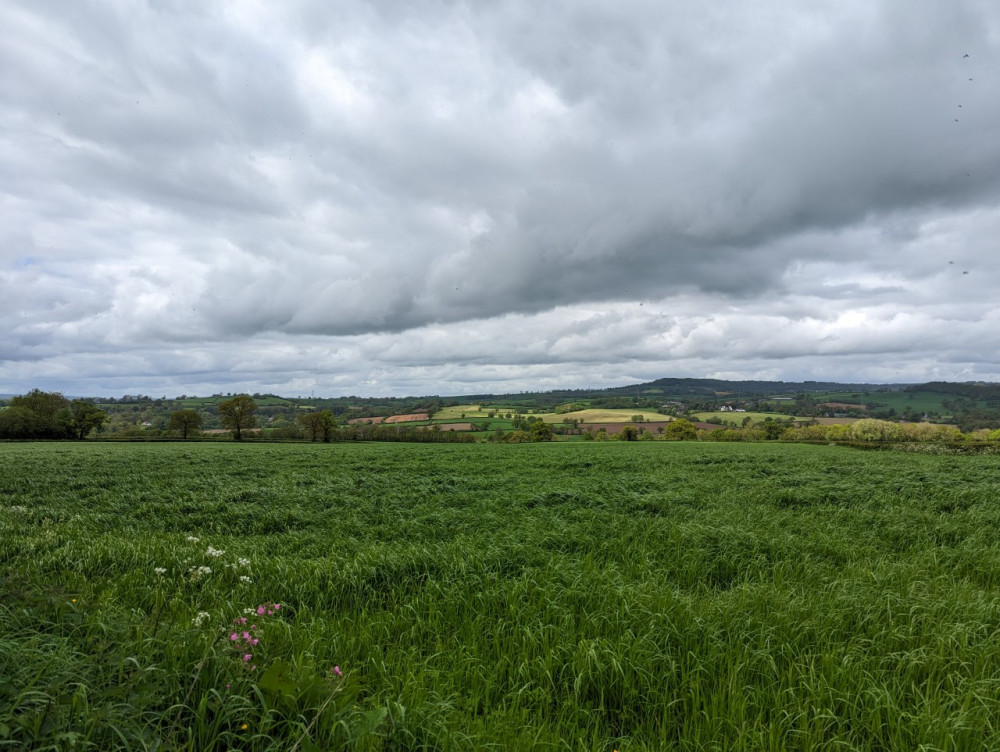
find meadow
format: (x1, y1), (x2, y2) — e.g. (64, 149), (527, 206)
(3, 441), (1000, 750)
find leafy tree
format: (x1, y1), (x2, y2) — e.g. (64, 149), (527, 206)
(759, 419), (787, 441)
(662, 419), (698, 441)
(299, 410), (336, 442)
(620, 425), (639, 441)
(168, 409), (202, 439)
(218, 395), (257, 440)
(529, 421), (554, 442)
(68, 400), (107, 439)
(0, 406), (39, 439)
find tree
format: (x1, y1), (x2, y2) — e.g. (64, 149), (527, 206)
(620, 424), (639, 441)
(299, 410), (336, 442)
(68, 400), (107, 439)
(0, 406), (39, 439)
(529, 421), (553, 441)
(218, 396), (257, 440)
(662, 419), (698, 441)
(168, 409), (202, 439)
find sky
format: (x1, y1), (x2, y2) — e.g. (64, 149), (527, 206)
(2, 1), (999, 398)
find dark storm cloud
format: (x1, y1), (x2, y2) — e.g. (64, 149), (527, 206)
(2, 0), (1000, 394)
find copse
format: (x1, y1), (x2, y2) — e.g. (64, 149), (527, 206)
(0, 389), (105, 439)
(218, 396), (257, 441)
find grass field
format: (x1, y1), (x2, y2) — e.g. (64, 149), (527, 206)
(5, 442), (1000, 750)
(689, 411), (801, 424)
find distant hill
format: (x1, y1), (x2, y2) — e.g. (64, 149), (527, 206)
(452, 378), (906, 404)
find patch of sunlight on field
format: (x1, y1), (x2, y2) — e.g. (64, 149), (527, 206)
(435, 404), (494, 419)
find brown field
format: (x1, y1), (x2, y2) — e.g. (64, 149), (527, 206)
(822, 402), (866, 409)
(385, 413), (430, 423)
(433, 423), (474, 431)
(348, 416), (386, 425)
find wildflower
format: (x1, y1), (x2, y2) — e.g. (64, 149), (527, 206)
(239, 575), (252, 583)
(241, 723), (248, 731)
(154, 567), (167, 575)
(238, 557), (250, 567)
(206, 546), (225, 557)
(332, 665), (342, 677)
(243, 654), (253, 662)
(71, 598), (77, 604)
(192, 612), (211, 627)
(188, 565), (212, 579)
(230, 633), (240, 641)
(186, 536), (199, 543)
(257, 605), (266, 616)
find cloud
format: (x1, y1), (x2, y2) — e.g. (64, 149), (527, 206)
(1, 0), (999, 395)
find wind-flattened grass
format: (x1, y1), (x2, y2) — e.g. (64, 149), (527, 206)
(3, 441), (1000, 750)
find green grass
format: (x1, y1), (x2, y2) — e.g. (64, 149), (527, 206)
(4, 442), (1000, 750)
(690, 411), (800, 423)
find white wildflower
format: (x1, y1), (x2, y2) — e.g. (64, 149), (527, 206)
(191, 611), (211, 627)
(239, 575), (252, 584)
(154, 567), (167, 575)
(206, 546), (225, 557)
(188, 565), (212, 579)
(238, 557), (250, 567)
(186, 536), (200, 543)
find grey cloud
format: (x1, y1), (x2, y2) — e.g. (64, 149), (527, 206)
(2, 0), (1000, 394)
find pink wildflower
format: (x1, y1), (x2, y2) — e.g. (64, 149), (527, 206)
(243, 654), (253, 662)
(333, 665), (343, 677)
(274, 603), (281, 610)
(257, 605), (266, 616)
(230, 633), (239, 641)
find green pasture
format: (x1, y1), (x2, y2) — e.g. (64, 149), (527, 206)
(690, 411), (801, 424)
(5, 442), (1000, 750)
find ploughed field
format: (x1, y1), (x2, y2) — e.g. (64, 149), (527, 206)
(3, 441), (1000, 750)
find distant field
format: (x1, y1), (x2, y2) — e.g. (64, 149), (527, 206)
(813, 390), (973, 416)
(690, 411), (800, 423)
(435, 404), (494, 419)
(540, 408), (669, 423)
(6, 442), (1000, 749)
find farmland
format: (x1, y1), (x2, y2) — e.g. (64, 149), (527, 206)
(4, 441), (1000, 750)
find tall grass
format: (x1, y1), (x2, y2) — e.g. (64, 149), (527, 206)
(3, 442), (1000, 749)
